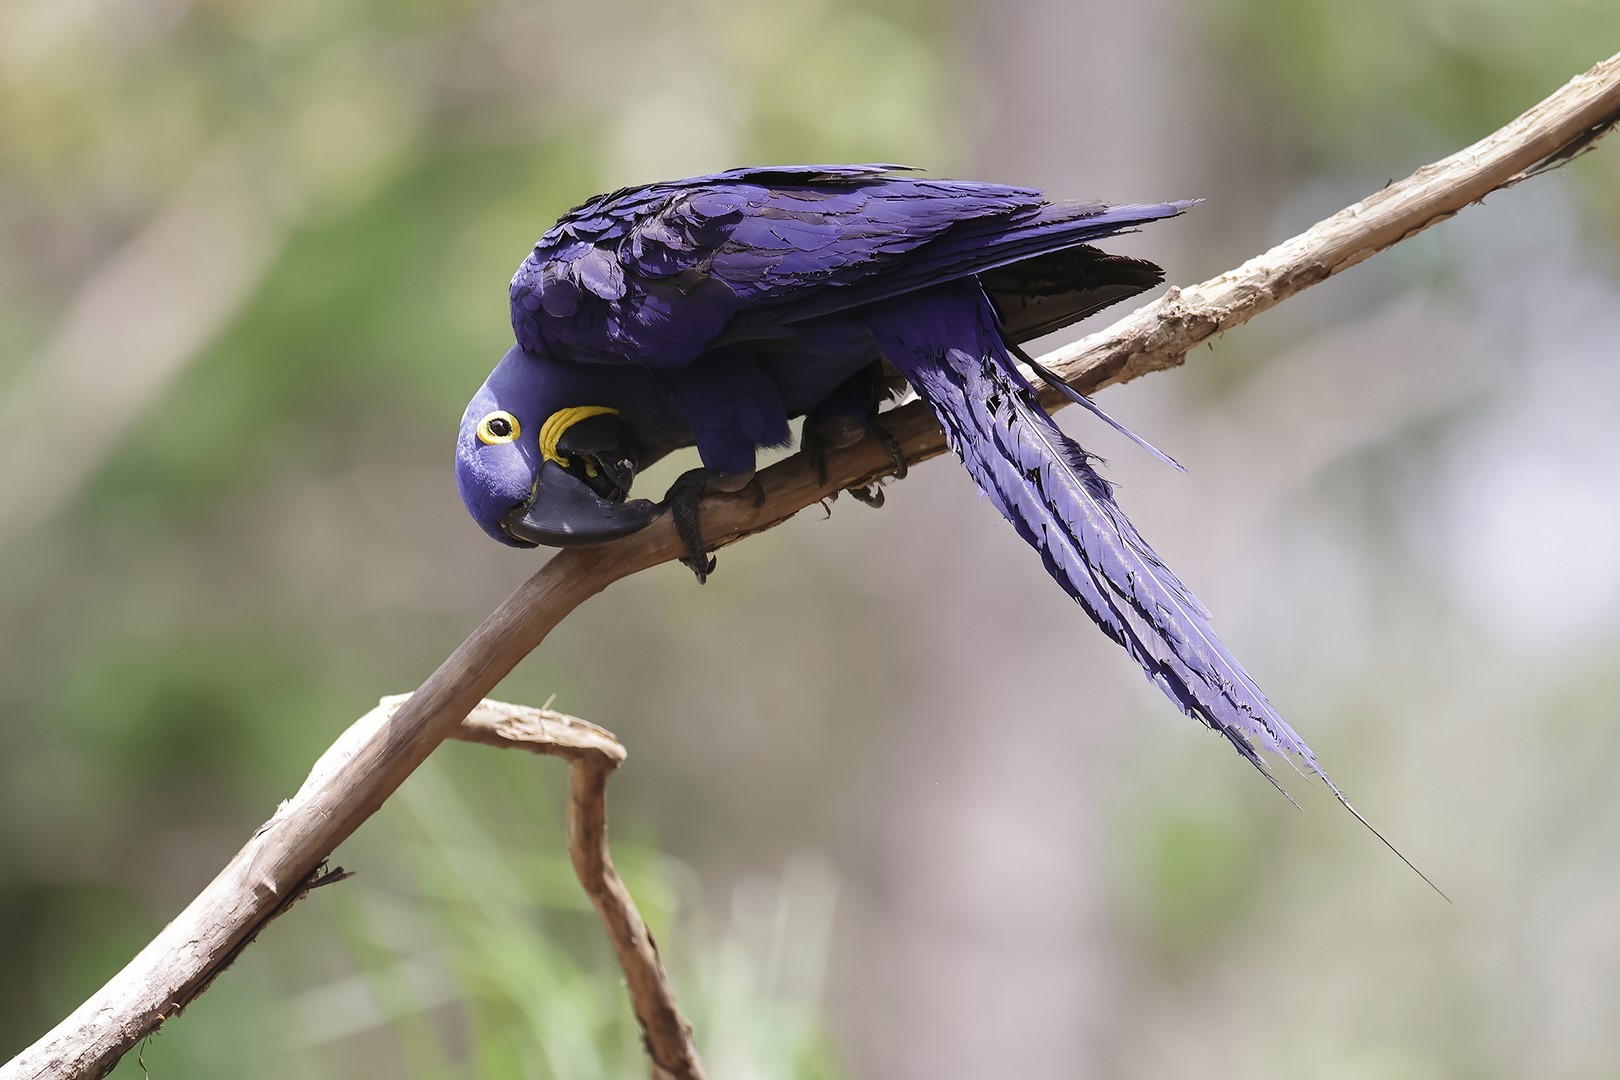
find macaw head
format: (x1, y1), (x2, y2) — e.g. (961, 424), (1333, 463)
(455, 345), (659, 548)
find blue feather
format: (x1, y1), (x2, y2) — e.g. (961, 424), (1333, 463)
(867, 284), (1447, 899)
(1012, 344), (1188, 473)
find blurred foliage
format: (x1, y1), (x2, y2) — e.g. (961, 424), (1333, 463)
(1215, 0), (1620, 163)
(3, 0), (1620, 1077)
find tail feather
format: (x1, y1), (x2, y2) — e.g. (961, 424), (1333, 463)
(865, 283), (1447, 898)
(871, 290), (1317, 772)
(1011, 342), (1187, 473)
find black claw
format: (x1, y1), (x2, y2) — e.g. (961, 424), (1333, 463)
(802, 358), (908, 512)
(800, 425), (833, 486)
(841, 419), (902, 508)
(799, 418), (905, 511)
(679, 553), (718, 584)
(801, 414), (906, 509)
(662, 467), (754, 585)
(870, 420), (907, 479)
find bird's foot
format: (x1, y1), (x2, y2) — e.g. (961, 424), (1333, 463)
(801, 414), (907, 508)
(800, 415), (861, 487)
(867, 417), (908, 479)
(662, 467), (761, 584)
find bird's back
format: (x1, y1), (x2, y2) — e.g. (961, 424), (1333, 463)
(510, 166), (1192, 368)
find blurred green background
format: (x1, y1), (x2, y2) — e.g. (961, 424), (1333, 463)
(3, 1), (1619, 1076)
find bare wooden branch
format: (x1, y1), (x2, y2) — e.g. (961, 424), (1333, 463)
(7, 48), (1619, 1080)
(440, 693), (626, 764)
(443, 694), (706, 1079)
(566, 762), (705, 1080)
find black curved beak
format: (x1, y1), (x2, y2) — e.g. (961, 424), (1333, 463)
(501, 460), (660, 548)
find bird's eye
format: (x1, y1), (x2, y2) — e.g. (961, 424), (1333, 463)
(477, 411), (520, 445)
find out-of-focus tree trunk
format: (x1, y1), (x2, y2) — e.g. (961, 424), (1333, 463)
(864, 2), (1183, 1076)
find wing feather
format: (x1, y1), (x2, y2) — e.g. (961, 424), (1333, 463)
(509, 165), (1189, 366)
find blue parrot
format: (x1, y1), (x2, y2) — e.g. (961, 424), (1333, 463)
(454, 165), (1440, 891)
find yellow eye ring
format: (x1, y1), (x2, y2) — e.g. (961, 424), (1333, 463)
(476, 410), (521, 446)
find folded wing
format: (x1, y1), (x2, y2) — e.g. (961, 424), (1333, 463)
(510, 164), (1190, 367)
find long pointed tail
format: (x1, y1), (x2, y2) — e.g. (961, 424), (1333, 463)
(865, 283), (1445, 897)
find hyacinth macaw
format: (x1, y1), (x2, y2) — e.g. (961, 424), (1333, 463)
(453, 164), (1438, 890)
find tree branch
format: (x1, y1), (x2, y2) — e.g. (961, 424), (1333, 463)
(437, 694), (705, 1079)
(7, 48), (1619, 1080)
(563, 755), (706, 1080)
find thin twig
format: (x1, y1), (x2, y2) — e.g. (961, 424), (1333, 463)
(567, 764), (705, 1080)
(436, 694), (706, 1080)
(6, 48), (1620, 1080)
